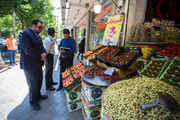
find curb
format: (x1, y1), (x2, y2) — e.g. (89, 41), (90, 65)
(0, 62), (19, 74)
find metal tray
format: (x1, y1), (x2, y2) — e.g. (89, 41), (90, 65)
(127, 42), (170, 46)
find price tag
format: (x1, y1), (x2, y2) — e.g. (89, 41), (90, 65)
(86, 58), (90, 66)
(104, 68), (114, 76)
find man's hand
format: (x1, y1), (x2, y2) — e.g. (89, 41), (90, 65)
(41, 53), (46, 61)
(60, 49), (65, 53)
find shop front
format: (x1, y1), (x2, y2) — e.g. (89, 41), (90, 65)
(60, 0), (180, 119)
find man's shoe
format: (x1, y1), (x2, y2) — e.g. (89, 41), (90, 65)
(56, 86), (63, 91)
(51, 82), (58, 85)
(30, 103), (40, 110)
(46, 86), (56, 91)
(39, 95), (48, 100)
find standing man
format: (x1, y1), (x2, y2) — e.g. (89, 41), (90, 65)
(6, 33), (17, 66)
(43, 27), (57, 91)
(19, 19), (48, 110)
(57, 29), (75, 91)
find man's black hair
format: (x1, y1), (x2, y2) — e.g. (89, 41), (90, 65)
(63, 29), (70, 34)
(48, 27), (55, 35)
(31, 19), (43, 26)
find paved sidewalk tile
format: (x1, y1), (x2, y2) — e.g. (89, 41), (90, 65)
(0, 54), (84, 120)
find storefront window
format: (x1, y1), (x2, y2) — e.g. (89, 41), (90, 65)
(77, 28), (86, 52)
(91, 13), (110, 49)
(90, 3), (111, 49)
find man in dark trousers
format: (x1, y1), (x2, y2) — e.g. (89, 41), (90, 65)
(19, 19), (48, 110)
(77, 38), (85, 60)
(57, 29), (75, 91)
(43, 27), (57, 91)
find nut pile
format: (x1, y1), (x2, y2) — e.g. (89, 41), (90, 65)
(103, 77), (180, 120)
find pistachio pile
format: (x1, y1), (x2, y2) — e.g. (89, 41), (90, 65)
(103, 77), (180, 120)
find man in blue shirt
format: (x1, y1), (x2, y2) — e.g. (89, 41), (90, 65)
(57, 29), (75, 91)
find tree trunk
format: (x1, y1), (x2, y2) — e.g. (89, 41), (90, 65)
(21, 18), (25, 30)
(0, 29), (1, 38)
(12, 11), (17, 40)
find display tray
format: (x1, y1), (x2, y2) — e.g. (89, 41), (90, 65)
(82, 72), (109, 86)
(139, 58), (170, 79)
(127, 42), (169, 46)
(159, 58), (180, 90)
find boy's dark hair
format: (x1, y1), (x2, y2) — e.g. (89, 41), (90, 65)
(48, 27), (55, 35)
(63, 29), (70, 34)
(31, 19), (43, 26)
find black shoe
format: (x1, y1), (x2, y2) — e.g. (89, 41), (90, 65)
(56, 86), (63, 91)
(39, 95), (48, 100)
(51, 82), (58, 85)
(46, 86), (56, 91)
(30, 103), (40, 110)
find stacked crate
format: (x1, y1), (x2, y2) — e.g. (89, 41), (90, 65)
(62, 63), (87, 112)
(81, 78), (107, 120)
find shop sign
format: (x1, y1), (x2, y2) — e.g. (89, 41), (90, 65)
(96, 22), (106, 31)
(80, 23), (86, 30)
(102, 16), (124, 45)
(96, 4), (111, 22)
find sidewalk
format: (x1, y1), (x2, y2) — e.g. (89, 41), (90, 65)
(0, 53), (83, 120)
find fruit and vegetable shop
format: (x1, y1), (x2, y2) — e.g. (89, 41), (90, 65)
(60, 0), (180, 119)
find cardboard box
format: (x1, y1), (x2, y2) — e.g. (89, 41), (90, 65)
(82, 100), (101, 120)
(82, 89), (101, 108)
(66, 99), (82, 112)
(82, 79), (107, 101)
(82, 107), (100, 120)
(65, 86), (81, 102)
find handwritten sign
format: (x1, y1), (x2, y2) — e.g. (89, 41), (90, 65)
(104, 69), (114, 76)
(102, 16), (124, 45)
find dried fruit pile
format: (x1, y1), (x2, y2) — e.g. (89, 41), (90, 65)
(157, 43), (180, 57)
(103, 77), (180, 120)
(160, 59), (180, 89)
(140, 59), (167, 78)
(110, 51), (138, 65)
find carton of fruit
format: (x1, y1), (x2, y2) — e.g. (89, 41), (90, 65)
(82, 78), (107, 101)
(94, 65), (119, 84)
(65, 86), (81, 102)
(70, 63), (82, 71)
(140, 58), (169, 79)
(109, 50), (141, 72)
(62, 69), (71, 79)
(83, 65), (96, 78)
(66, 99), (82, 112)
(83, 51), (93, 58)
(82, 99), (101, 120)
(63, 75), (81, 91)
(159, 58), (180, 89)
(91, 44), (103, 51)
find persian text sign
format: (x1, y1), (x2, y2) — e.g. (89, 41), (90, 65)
(96, 4), (111, 22)
(102, 16), (124, 45)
